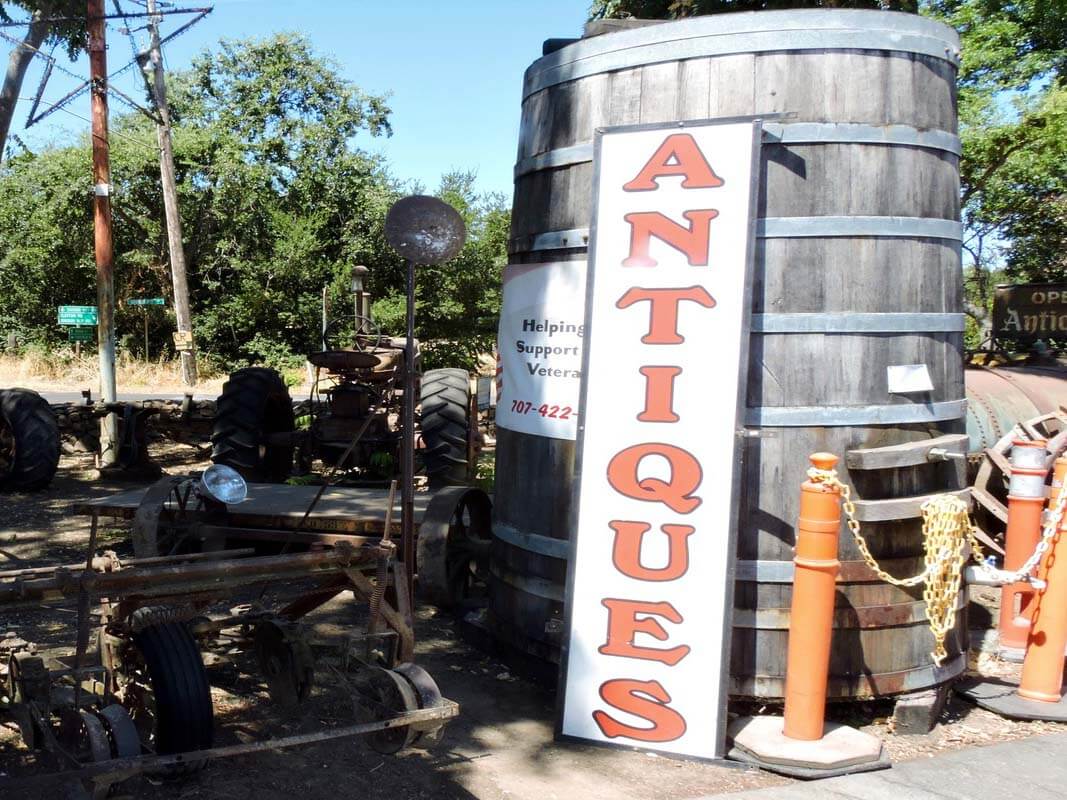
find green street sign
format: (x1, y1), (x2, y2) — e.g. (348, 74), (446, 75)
(127, 297), (165, 306)
(58, 305), (98, 326)
(67, 327), (94, 343)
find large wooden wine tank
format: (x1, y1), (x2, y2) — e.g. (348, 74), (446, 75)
(491, 9), (967, 699)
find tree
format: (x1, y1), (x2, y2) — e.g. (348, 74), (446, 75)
(589, 1), (918, 18)
(0, 1), (87, 161)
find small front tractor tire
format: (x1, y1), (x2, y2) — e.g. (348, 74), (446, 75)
(420, 368), (472, 488)
(0, 388), (60, 491)
(211, 368), (295, 482)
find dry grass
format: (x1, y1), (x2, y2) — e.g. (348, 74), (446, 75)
(0, 350), (230, 394)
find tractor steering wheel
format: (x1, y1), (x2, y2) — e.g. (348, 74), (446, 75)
(323, 315), (383, 353)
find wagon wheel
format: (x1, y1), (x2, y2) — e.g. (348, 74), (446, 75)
(393, 662), (449, 747)
(350, 664), (419, 754)
(416, 486), (492, 609)
(971, 411), (1067, 553)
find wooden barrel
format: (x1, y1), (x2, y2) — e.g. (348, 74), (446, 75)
(491, 9), (967, 698)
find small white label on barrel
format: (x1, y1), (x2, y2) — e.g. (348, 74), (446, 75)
(887, 364), (934, 394)
(495, 260), (586, 440)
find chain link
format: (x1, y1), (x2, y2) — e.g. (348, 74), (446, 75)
(807, 466), (1066, 667)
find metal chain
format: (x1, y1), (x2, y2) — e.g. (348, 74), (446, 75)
(805, 466), (1063, 667)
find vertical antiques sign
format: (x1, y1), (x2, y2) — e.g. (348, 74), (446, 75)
(559, 120), (760, 759)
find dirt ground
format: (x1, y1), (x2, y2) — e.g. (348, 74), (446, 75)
(0, 442), (1064, 799)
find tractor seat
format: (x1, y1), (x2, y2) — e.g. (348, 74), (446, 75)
(307, 350), (382, 372)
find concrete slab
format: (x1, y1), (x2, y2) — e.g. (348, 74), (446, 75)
(728, 716), (888, 777)
(956, 676), (1067, 721)
(705, 732), (1067, 799)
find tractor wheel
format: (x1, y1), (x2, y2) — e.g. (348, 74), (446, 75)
(211, 367), (295, 482)
(0, 388), (60, 491)
(420, 368), (472, 488)
(127, 620), (214, 769)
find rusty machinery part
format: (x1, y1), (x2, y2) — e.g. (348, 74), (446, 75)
(971, 411), (1067, 548)
(7, 652), (50, 749)
(350, 663), (420, 755)
(131, 476), (185, 558)
(97, 703), (141, 758)
(0, 387), (60, 491)
(417, 486), (493, 610)
(420, 369), (474, 488)
(211, 367), (296, 483)
(58, 709), (114, 800)
(384, 195), (466, 266)
(393, 662), (449, 746)
(253, 620), (315, 710)
(115, 620), (213, 773)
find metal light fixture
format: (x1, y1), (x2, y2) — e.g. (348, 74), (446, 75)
(199, 464), (248, 505)
(351, 264), (369, 294)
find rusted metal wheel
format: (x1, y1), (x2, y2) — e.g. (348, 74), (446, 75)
(254, 620), (314, 710)
(59, 709), (115, 799)
(971, 411), (1067, 550)
(416, 486), (492, 609)
(393, 662), (448, 747)
(350, 664), (420, 755)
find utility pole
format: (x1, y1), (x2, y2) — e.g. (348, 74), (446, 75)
(88, 0), (118, 466)
(143, 0), (197, 385)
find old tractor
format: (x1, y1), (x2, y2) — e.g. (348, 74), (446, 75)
(209, 265), (475, 490)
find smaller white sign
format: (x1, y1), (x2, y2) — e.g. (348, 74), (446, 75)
(887, 364), (934, 394)
(495, 260), (587, 439)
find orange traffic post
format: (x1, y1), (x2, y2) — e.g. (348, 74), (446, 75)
(1018, 455), (1067, 703)
(998, 439), (1048, 655)
(783, 452), (842, 741)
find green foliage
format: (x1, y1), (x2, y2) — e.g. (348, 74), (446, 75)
(0, 1), (88, 59)
(0, 33), (509, 371)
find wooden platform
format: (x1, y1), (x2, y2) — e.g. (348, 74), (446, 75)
(74, 483), (433, 534)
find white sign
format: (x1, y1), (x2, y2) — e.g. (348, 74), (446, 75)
(496, 260), (586, 439)
(560, 120), (760, 759)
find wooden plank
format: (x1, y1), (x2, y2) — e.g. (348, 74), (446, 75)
(75, 483), (430, 528)
(846, 433), (970, 470)
(851, 489), (971, 522)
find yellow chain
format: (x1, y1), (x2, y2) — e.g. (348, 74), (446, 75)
(807, 467), (986, 667)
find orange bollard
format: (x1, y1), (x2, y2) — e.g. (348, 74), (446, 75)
(783, 452), (842, 741)
(1018, 455), (1067, 703)
(999, 439), (1048, 652)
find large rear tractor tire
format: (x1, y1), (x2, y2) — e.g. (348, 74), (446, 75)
(420, 368), (472, 488)
(0, 388), (60, 491)
(211, 368), (295, 482)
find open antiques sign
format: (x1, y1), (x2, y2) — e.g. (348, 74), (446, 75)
(559, 120), (760, 759)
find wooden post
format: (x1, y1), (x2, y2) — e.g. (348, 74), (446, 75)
(88, 0), (118, 466)
(144, 0), (197, 385)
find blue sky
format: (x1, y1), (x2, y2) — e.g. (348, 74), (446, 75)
(8, 0), (591, 197)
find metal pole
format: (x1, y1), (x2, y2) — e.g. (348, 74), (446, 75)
(402, 258), (416, 599)
(321, 285), (328, 350)
(88, 0), (117, 466)
(143, 309), (149, 360)
(145, 0), (198, 385)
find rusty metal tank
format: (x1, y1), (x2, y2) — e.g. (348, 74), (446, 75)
(966, 366), (1067, 453)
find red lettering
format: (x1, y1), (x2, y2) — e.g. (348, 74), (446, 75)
(609, 520), (694, 582)
(622, 209), (719, 268)
(637, 366), (682, 422)
(606, 443), (702, 514)
(593, 679), (687, 742)
(616, 287), (716, 345)
(622, 133), (725, 193)
(599, 598), (690, 665)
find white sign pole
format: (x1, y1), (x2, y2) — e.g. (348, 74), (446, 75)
(559, 119), (761, 760)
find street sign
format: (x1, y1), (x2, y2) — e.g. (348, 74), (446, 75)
(67, 327), (94, 343)
(58, 305), (98, 326)
(127, 297), (166, 306)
